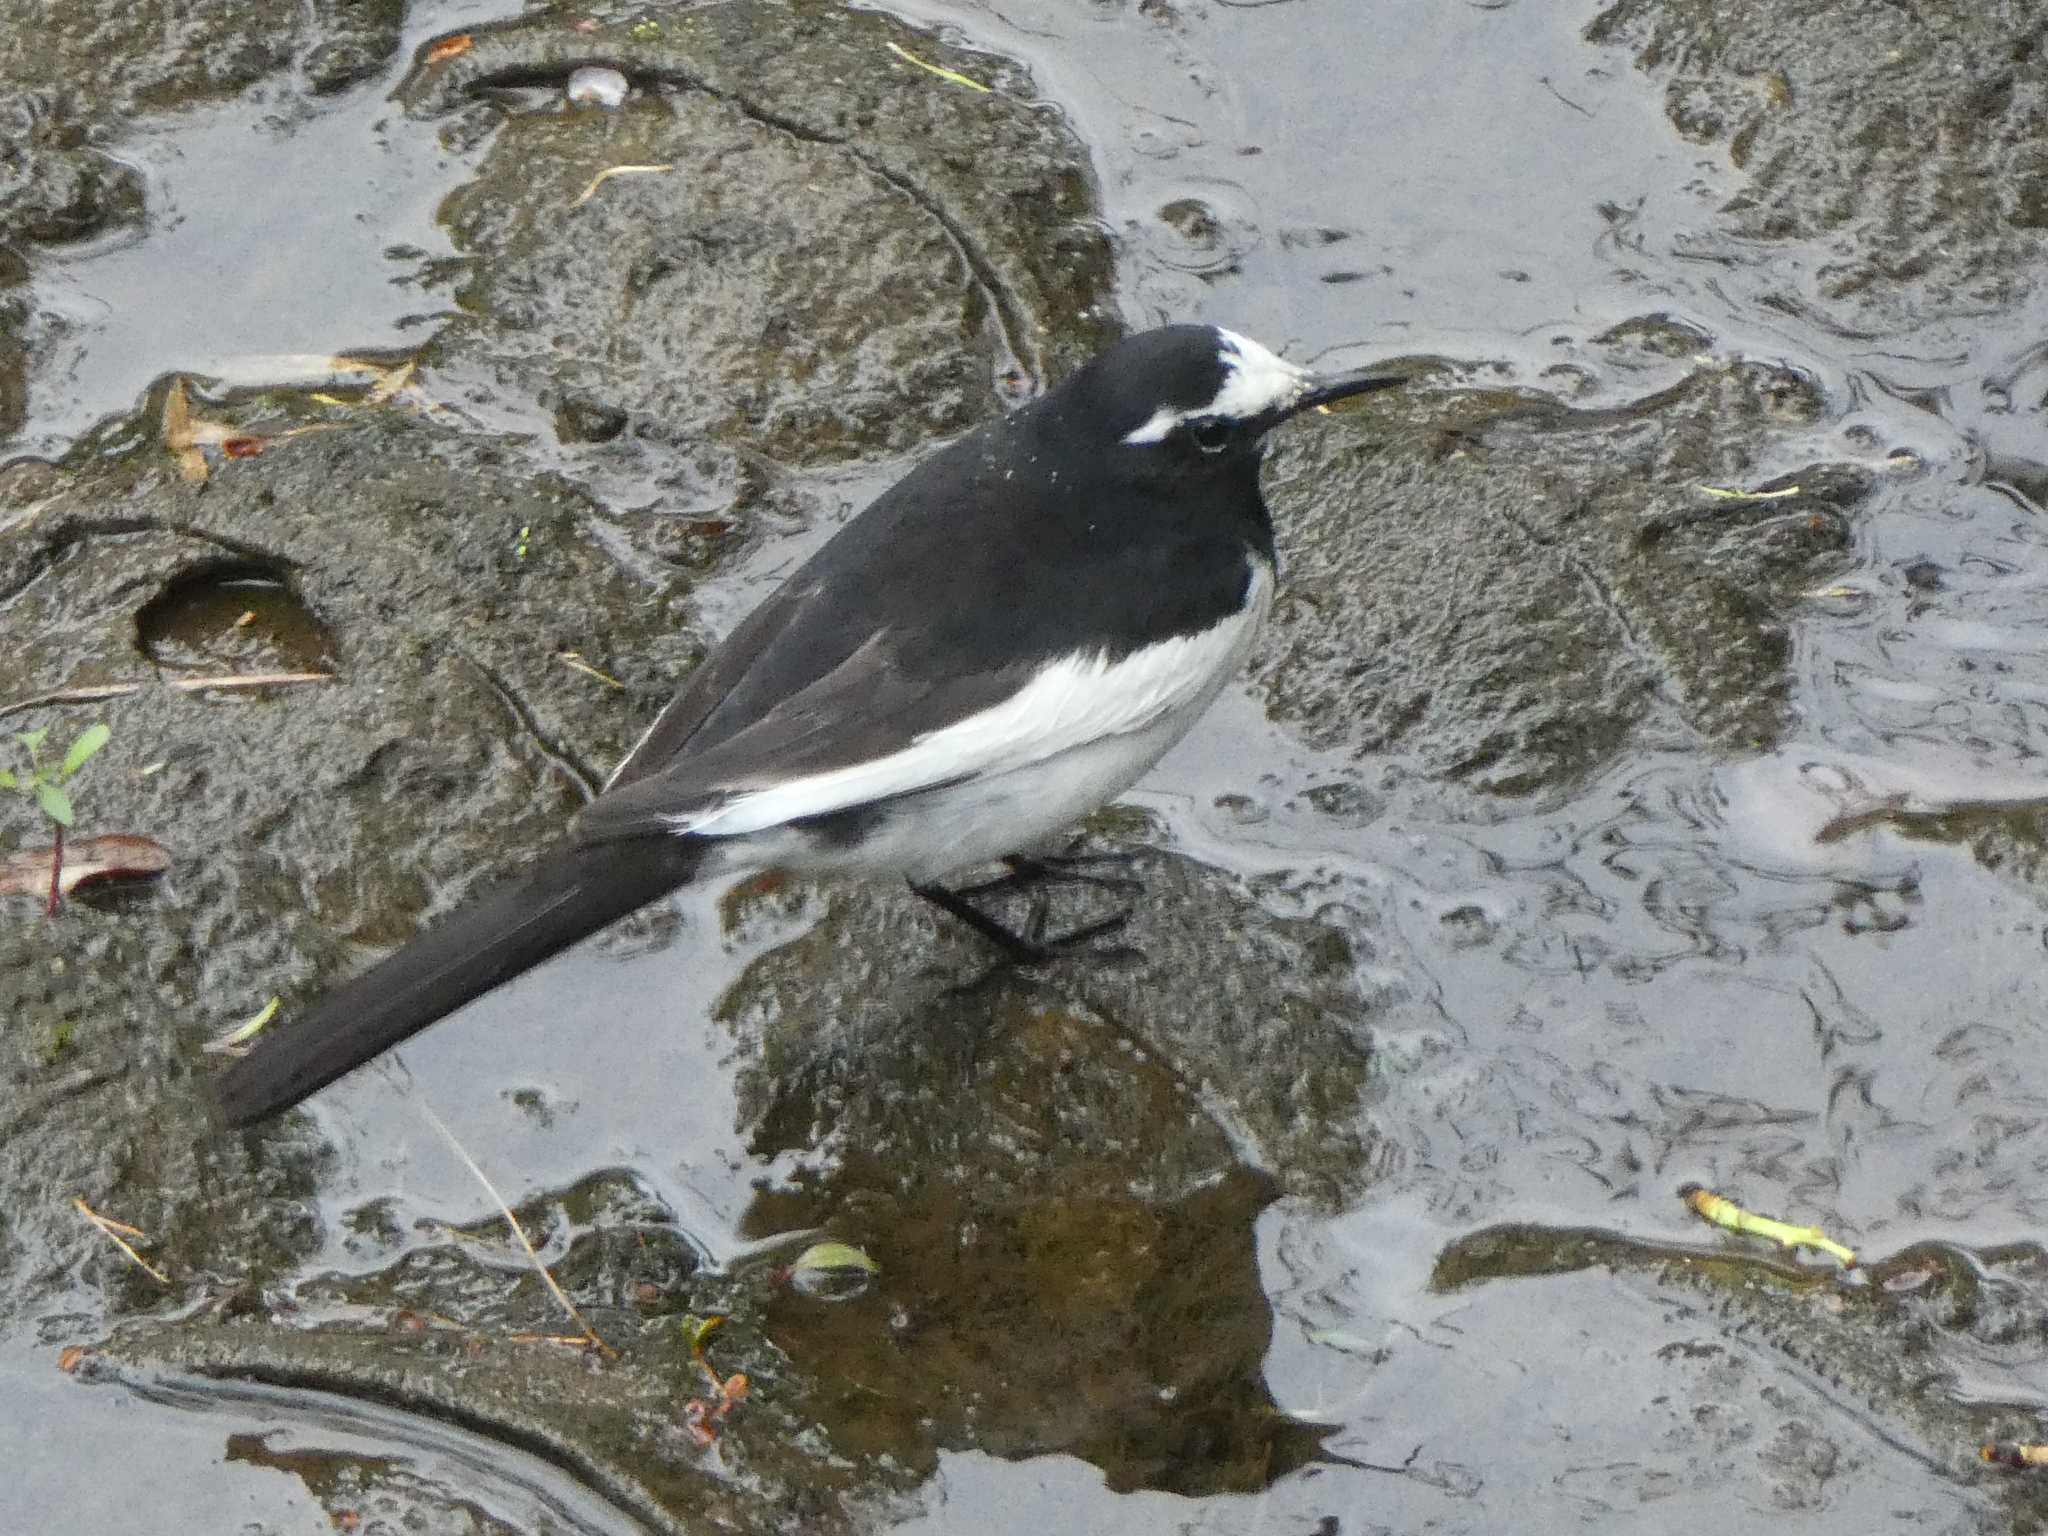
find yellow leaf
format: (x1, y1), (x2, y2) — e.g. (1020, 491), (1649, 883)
(885, 41), (991, 92)
(1682, 1185), (1856, 1266)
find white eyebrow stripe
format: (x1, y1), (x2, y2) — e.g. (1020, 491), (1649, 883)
(1121, 328), (1311, 445)
(1121, 405), (1181, 445)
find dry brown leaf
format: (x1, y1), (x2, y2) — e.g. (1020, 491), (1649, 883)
(164, 385), (249, 450)
(161, 375), (321, 476)
(161, 376), (190, 441)
(0, 834), (171, 899)
(362, 357), (417, 406)
(0, 670), (336, 721)
(57, 1346), (87, 1374)
(161, 378), (208, 485)
(426, 33), (474, 64)
(1984, 1443), (2048, 1470)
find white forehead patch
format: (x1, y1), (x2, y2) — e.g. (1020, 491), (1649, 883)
(1122, 327), (1310, 445)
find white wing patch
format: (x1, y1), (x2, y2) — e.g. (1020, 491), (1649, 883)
(671, 561), (1275, 840)
(1122, 328), (1310, 445)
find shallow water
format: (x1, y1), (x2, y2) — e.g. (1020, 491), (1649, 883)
(9, 0), (2048, 1529)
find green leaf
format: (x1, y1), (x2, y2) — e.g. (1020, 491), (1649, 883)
(788, 1240), (880, 1300)
(792, 1241), (880, 1276)
(16, 726), (48, 755)
(201, 997), (282, 1056)
(679, 1313), (725, 1357)
(35, 782), (74, 827)
(0, 770), (15, 791)
(60, 723), (110, 780)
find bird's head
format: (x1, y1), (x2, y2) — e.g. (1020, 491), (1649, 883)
(1051, 324), (1402, 473)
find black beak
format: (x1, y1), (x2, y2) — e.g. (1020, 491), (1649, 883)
(1295, 366), (1406, 414)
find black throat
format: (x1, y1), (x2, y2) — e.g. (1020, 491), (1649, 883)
(991, 397), (1275, 653)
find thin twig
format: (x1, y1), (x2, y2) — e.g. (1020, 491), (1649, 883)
(414, 1098), (615, 1357)
(569, 163), (674, 209)
(556, 651), (625, 690)
(1695, 482), (1802, 503)
(0, 672), (335, 721)
(74, 1197), (170, 1284)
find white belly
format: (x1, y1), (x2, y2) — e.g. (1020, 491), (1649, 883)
(703, 560), (1273, 884)
(804, 701), (1205, 882)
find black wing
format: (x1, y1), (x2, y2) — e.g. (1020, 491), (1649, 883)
(577, 629), (1032, 842)
(585, 390), (1262, 839)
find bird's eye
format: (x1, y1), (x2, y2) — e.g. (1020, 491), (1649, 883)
(1191, 419), (1231, 455)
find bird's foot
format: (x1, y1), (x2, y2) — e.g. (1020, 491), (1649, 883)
(954, 847), (1146, 901)
(911, 878), (1135, 966)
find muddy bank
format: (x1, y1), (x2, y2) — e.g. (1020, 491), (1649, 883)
(0, 409), (709, 1300)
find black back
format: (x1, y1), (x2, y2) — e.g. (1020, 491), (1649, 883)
(584, 325), (1275, 839)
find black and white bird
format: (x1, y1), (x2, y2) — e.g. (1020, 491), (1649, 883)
(215, 324), (1401, 1127)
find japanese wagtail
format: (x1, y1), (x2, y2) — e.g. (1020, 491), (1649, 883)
(215, 324), (1402, 1127)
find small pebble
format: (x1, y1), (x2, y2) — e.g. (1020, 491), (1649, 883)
(566, 65), (629, 110)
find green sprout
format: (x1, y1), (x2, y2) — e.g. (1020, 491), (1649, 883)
(3, 722), (111, 912)
(42, 1018), (76, 1066)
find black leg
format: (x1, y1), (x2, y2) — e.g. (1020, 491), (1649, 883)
(912, 879), (1054, 962)
(911, 878), (1134, 965)
(1008, 850), (1146, 891)
(954, 846), (1146, 901)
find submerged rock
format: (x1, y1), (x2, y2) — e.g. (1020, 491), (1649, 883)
(409, 3), (1115, 462)
(0, 0), (384, 117)
(76, 842), (1389, 1527)
(1586, 0), (2048, 329)
(0, 407), (712, 1299)
(1257, 331), (1870, 795)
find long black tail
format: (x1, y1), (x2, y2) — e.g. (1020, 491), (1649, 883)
(215, 835), (705, 1128)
